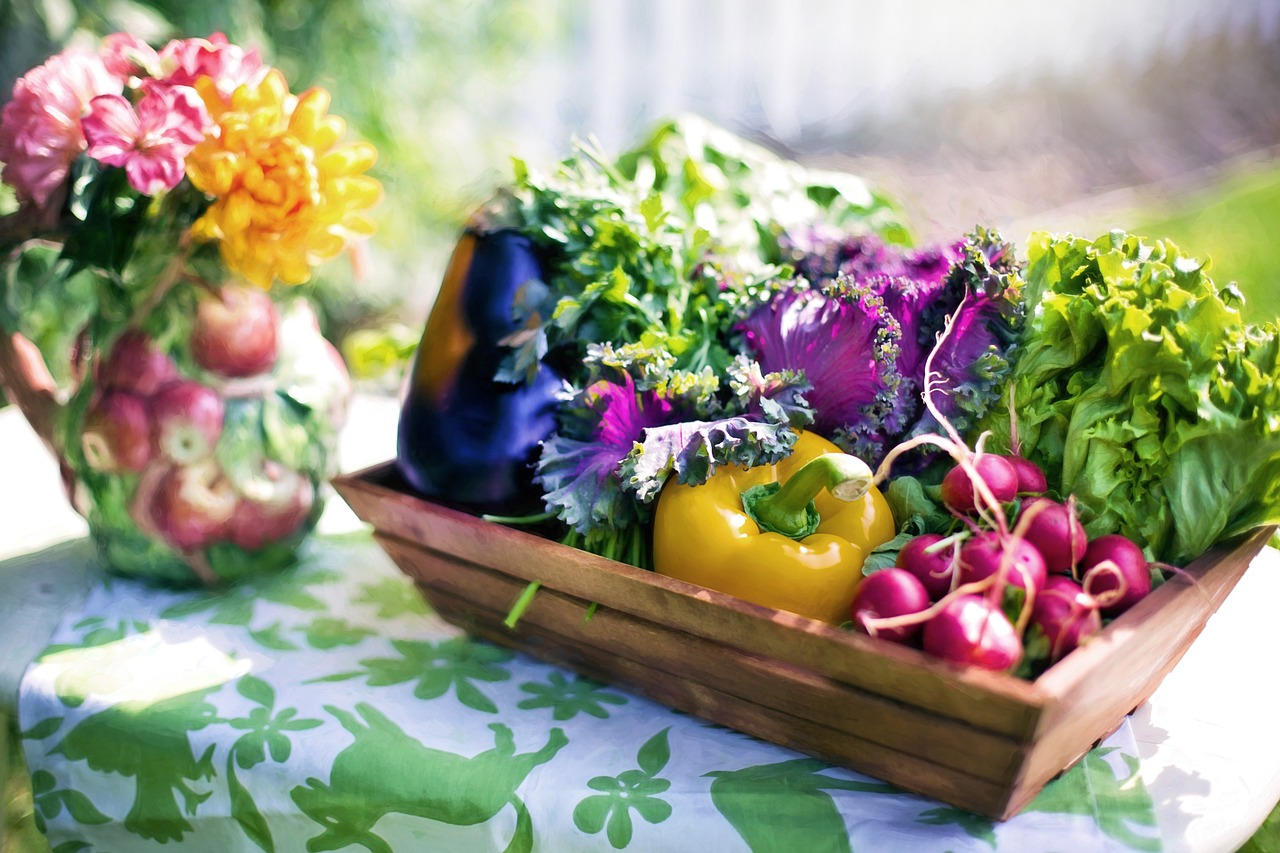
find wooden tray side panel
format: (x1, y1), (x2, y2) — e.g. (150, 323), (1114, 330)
(335, 467), (1044, 739)
(375, 532), (1030, 787)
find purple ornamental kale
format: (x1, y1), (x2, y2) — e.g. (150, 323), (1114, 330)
(787, 230), (964, 385)
(737, 277), (909, 463)
(535, 354), (810, 537)
(748, 228), (1023, 465)
(786, 229), (960, 295)
(909, 234), (1023, 439)
(536, 371), (683, 534)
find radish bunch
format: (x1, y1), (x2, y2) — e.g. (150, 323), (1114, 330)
(852, 450), (1155, 674)
(850, 310), (1157, 675)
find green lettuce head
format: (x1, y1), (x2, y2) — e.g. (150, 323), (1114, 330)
(979, 229), (1280, 565)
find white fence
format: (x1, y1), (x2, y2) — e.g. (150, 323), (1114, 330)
(511, 0), (1280, 156)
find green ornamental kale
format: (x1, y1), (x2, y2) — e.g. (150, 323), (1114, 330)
(979, 229), (1280, 564)
(534, 342), (811, 568)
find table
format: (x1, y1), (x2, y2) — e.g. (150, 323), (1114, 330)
(2, 396), (1279, 853)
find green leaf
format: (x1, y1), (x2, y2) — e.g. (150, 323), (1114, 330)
(234, 734), (268, 770)
(860, 530), (916, 574)
(305, 671), (363, 684)
(636, 728), (671, 777)
(22, 717), (64, 741)
(227, 756), (275, 853)
(238, 675), (276, 709)
(1027, 748), (1159, 851)
(981, 229), (1280, 564)
(266, 732), (292, 764)
(629, 796), (673, 825)
(261, 392), (314, 471)
(40, 793), (63, 820)
(279, 715), (323, 732)
(639, 193), (667, 233)
(51, 842), (91, 853)
(30, 770), (56, 795)
(302, 617), (375, 650)
(605, 806), (635, 849)
(249, 623), (299, 651)
(572, 794), (611, 834)
(454, 679), (500, 714)
(1001, 584), (1028, 627)
(704, 759), (886, 853)
(355, 577), (429, 619)
(59, 790), (112, 825)
(917, 806), (997, 847)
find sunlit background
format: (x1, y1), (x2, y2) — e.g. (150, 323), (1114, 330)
(2, 0), (1278, 342)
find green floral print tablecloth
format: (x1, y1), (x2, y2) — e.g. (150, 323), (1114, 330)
(17, 534), (1164, 853)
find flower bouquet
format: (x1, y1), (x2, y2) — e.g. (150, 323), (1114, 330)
(0, 32), (380, 585)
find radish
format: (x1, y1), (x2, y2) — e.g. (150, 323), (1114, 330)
(850, 568), (931, 644)
(1019, 497), (1087, 574)
(895, 533), (956, 600)
(1079, 534), (1151, 617)
(1030, 575), (1101, 663)
(940, 454), (1019, 515)
(922, 594), (1023, 670)
(956, 531), (1047, 603)
(1003, 455), (1048, 495)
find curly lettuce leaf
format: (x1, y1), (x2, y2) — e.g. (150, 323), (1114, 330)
(536, 369), (686, 535)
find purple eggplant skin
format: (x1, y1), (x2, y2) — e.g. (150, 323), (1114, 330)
(396, 229), (561, 513)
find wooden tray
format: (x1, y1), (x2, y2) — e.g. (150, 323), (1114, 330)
(333, 461), (1271, 820)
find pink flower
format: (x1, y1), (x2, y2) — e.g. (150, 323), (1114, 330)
(82, 86), (211, 196)
(101, 33), (160, 82)
(0, 49), (122, 207)
(159, 32), (264, 101)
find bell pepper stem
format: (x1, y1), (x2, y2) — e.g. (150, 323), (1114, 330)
(742, 452), (873, 540)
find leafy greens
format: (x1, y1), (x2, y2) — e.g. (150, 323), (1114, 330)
(978, 229), (1280, 564)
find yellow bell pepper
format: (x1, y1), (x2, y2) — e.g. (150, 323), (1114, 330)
(653, 431), (896, 624)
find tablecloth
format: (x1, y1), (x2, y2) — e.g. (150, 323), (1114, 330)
(15, 533), (1165, 853)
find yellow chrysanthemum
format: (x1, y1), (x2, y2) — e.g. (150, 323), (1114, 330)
(185, 69), (381, 288)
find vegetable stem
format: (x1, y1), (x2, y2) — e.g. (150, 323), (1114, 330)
(742, 453), (872, 539)
(483, 510), (557, 525)
(504, 580), (542, 629)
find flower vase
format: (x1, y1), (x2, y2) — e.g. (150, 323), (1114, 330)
(1, 280), (351, 586)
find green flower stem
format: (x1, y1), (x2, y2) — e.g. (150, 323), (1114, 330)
(482, 510), (557, 525)
(124, 229), (193, 330)
(504, 581), (542, 629)
(742, 453), (873, 539)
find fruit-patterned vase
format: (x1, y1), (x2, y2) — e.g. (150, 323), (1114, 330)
(62, 281), (352, 586)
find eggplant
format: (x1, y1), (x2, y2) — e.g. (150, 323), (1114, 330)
(396, 229), (561, 513)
